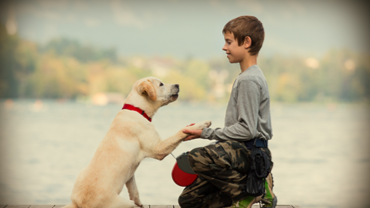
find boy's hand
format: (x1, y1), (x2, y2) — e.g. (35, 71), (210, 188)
(182, 121), (211, 141)
(183, 128), (203, 141)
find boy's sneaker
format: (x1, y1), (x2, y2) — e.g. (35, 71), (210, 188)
(261, 173), (277, 208)
(230, 195), (263, 208)
(229, 173), (276, 208)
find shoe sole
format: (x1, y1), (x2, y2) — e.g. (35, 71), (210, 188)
(272, 195), (277, 208)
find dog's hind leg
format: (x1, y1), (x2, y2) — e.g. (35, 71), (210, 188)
(126, 175), (142, 207)
(106, 195), (136, 208)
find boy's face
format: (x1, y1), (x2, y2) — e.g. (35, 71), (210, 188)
(222, 31), (247, 63)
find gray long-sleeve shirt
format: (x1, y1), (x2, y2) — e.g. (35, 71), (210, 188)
(200, 65), (273, 141)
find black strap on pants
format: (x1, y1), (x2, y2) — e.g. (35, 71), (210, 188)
(243, 138), (270, 197)
(243, 138), (268, 150)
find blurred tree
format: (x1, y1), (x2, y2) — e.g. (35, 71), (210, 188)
(23, 55), (88, 99)
(162, 69), (207, 102)
(183, 59), (212, 90)
(0, 23), (38, 98)
(40, 38), (117, 63)
(0, 23), (21, 98)
(87, 63), (137, 96)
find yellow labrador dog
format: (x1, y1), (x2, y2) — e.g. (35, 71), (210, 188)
(63, 77), (211, 208)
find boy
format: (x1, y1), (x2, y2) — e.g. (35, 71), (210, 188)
(178, 16), (276, 208)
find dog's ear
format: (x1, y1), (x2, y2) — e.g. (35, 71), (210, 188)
(138, 80), (157, 101)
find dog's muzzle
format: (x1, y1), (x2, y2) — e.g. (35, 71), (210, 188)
(171, 84), (180, 99)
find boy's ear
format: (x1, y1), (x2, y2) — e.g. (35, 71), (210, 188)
(138, 80), (157, 101)
(244, 36), (252, 49)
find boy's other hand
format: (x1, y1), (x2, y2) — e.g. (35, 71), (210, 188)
(183, 129), (202, 141)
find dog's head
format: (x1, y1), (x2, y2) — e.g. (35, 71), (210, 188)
(135, 77), (179, 106)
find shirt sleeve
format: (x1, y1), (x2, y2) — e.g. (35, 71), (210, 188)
(200, 79), (261, 141)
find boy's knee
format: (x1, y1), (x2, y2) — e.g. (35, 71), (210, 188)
(178, 195), (185, 208)
(188, 147), (212, 172)
(178, 193), (194, 208)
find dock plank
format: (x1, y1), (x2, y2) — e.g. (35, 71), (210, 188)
(251, 206), (297, 208)
(0, 205), (300, 208)
(252, 206), (292, 208)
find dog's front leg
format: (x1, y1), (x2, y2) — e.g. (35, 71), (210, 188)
(152, 132), (186, 160)
(151, 121), (211, 160)
(126, 175), (142, 207)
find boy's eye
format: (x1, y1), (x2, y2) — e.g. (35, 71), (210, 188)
(160, 83), (164, 86)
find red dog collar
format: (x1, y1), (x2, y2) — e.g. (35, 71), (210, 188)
(122, 104), (152, 122)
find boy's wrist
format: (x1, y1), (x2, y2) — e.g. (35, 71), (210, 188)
(200, 127), (209, 139)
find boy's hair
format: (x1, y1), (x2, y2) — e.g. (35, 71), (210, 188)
(222, 16), (265, 56)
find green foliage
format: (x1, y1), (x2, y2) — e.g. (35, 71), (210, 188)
(1, 22), (369, 103)
(162, 69), (208, 101)
(22, 55), (88, 99)
(39, 38), (117, 63)
(259, 52), (370, 103)
(0, 24), (38, 98)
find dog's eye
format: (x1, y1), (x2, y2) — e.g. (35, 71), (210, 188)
(159, 83), (164, 86)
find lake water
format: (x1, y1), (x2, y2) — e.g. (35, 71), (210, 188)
(0, 100), (369, 208)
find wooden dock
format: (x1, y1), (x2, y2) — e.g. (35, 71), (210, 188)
(0, 205), (301, 208)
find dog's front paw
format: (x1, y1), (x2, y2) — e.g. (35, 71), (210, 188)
(130, 194), (142, 207)
(199, 120), (212, 129)
(135, 203), (143, 208)
(134, 199), (143, 207)
(187, 121), (212, 131)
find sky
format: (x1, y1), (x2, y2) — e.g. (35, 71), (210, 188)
(1, 0), (370, 59)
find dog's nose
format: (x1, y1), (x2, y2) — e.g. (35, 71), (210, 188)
(174, 84), (179, 89)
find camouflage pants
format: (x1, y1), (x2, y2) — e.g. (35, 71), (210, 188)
(178, 140), (272, 208)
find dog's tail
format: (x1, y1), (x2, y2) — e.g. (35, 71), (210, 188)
(62, 203), (78, 208)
